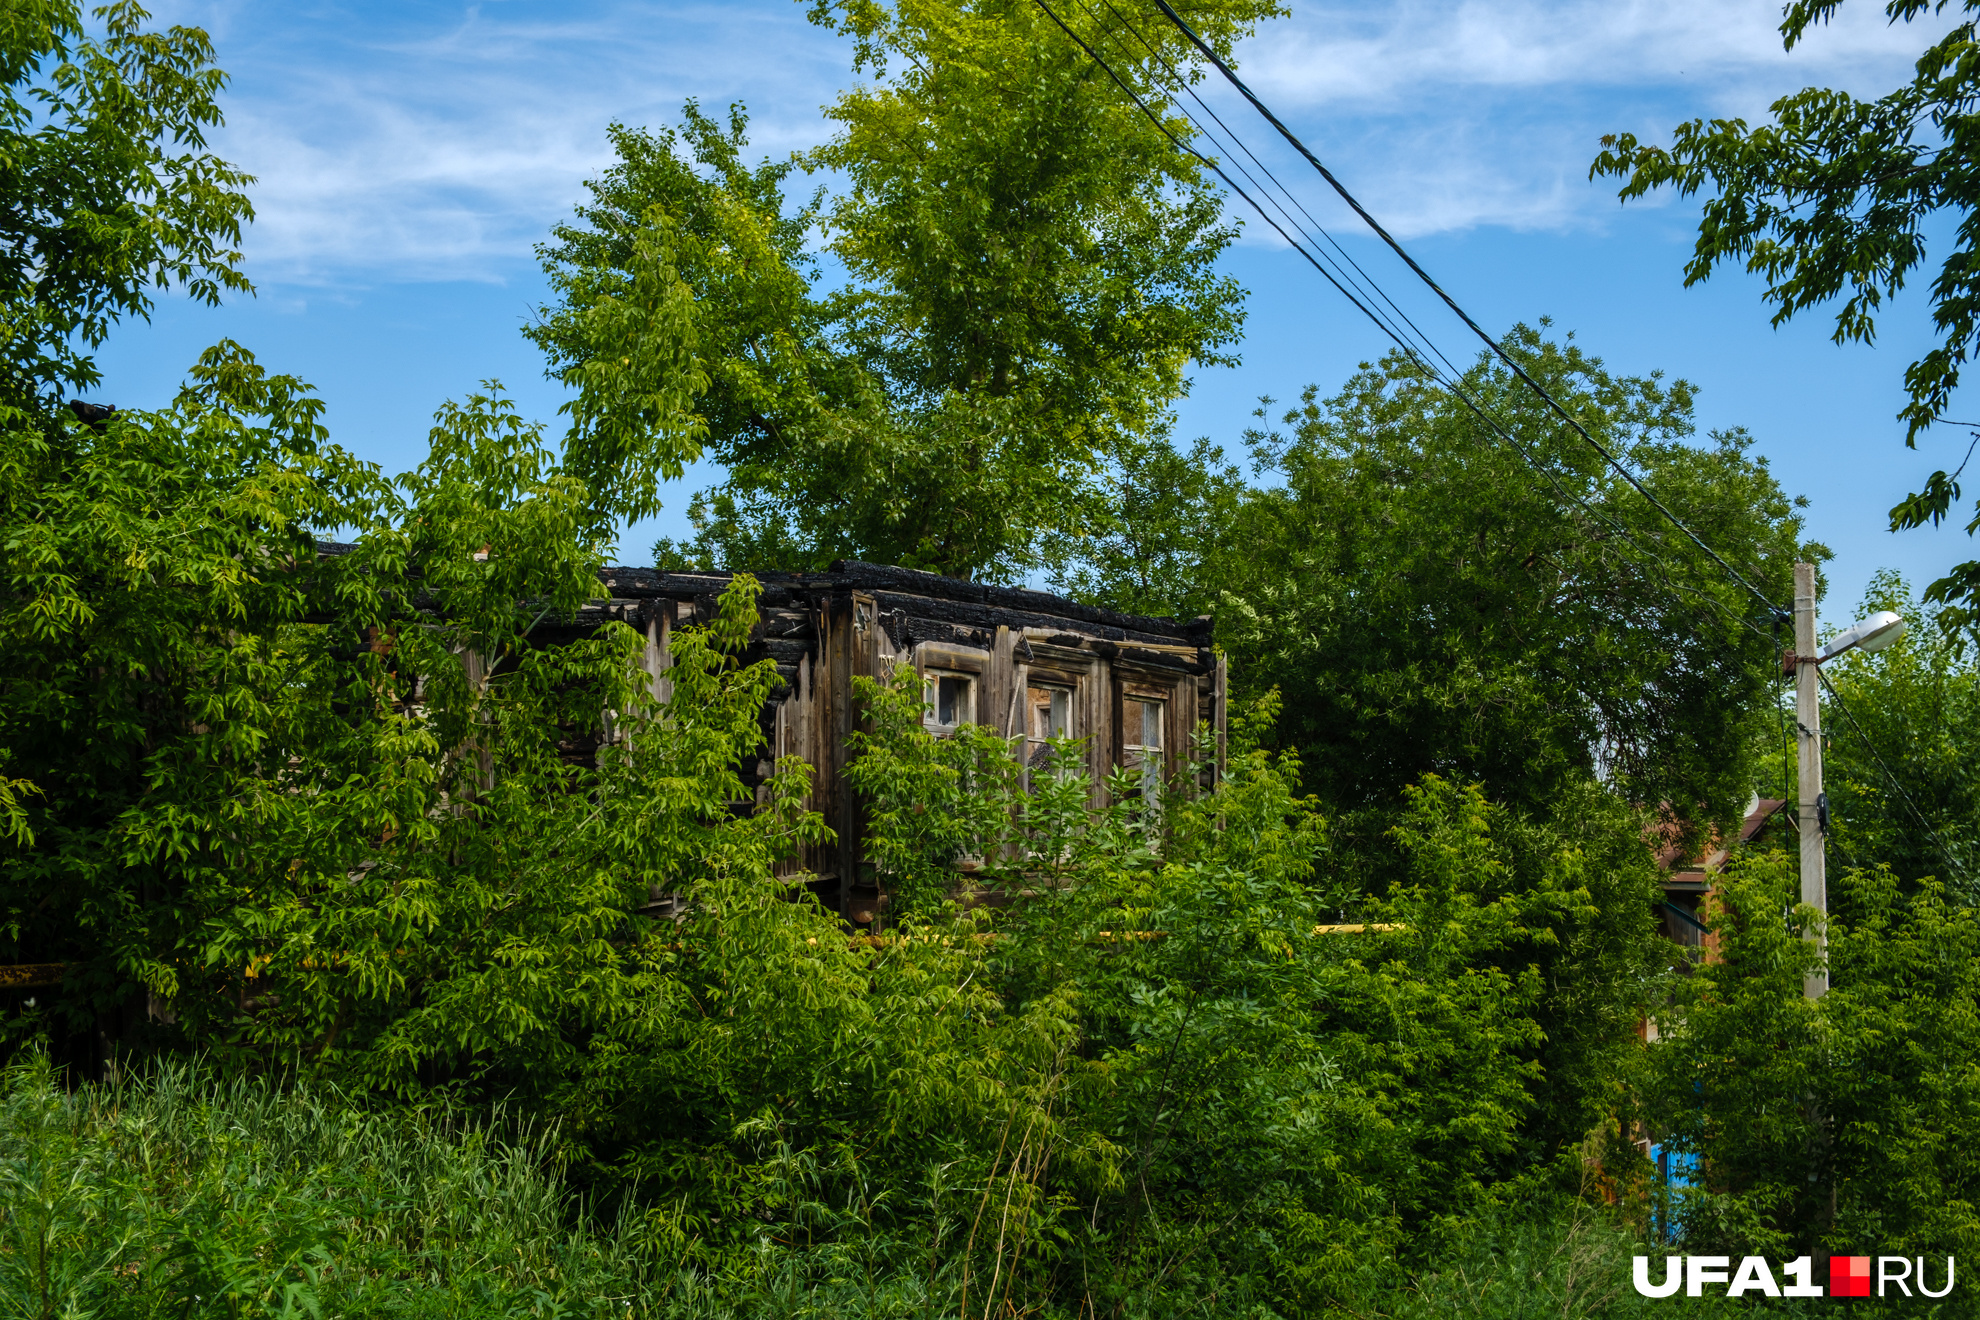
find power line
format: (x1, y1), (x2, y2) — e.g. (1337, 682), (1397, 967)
(1028, 1), (1412, 393)
(1034, 0), (1612, 559)
(1039, 0), (1779, 651)
(1817, 667), (1955, 867)
(1044, 0), (1955, 851)
(1062, 0), (1448, 394)
(1081, 0), (1470, 387)
(1150, 0), (1785, 623)
(1060, 0), (1962, 867)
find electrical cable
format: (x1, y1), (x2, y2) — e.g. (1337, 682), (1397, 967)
(1036, 0), (1619, 563)
(1042, 0), (1779, 652)
(1151, 0), (1785, 622)
(1069, 0), (1457, 403)
(1036, 3), (1576, 522)
(1100, 0), (1948, 858)
(1817, 667), (1953, 863)
(1081, 0), (1470, 386)
(1029, 0), (1435, 407)
(1047, 0), (1951, 849)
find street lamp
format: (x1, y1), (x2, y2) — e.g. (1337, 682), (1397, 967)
(1790, 573), (1908, 999)
(1817, 609), (1906, 664)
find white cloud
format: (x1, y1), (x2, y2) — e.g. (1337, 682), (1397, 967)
(152, 0), (1962, 279)
(182, 1), (849, 285)
(1215, 0), (1955, 237)
(1245, 0), (1934, 107)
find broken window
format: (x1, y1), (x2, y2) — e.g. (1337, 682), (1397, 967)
(923, 671), (976, 733)
(1026, 683), (1074, 775)
(1028, 684), (1072, 739)
(1125, 696), (1165, 808)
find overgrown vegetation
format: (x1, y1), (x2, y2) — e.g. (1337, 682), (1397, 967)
(3, 0), (1980, 1316)
(532, 0), (1272, 581)
(0, 1056), (658, 1318)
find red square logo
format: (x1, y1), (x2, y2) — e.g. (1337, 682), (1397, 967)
(1831, 1256), (1872, 1298)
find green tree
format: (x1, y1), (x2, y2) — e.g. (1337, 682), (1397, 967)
(532, 0), (1275, 580)
(831, 670), (1604, 1314)
(0, 347), (384, 1063)
(527, 103), (830, 539)
(1779, 569), (1980, 890)
(0, 1), (253, 408)
(1044, 330), (1808, 1183)
(1647, 853), (1980, 1274)
(0, 308), (837, 1092)
(1042, 425), (1246, 619)
(1591, 0), (1980, 629)
(0, 0), (254, 898)
(1187, 328), (1811, 828)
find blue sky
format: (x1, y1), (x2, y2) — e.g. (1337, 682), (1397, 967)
(100, 0), (1977, 618)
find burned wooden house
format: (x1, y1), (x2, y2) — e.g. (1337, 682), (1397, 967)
(571, 561), (1227, 926)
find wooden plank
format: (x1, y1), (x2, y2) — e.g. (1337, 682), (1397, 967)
(798, 647), (829, 883)
(827, 598), (853, 914)
(1021, 626), (1202, 657)
(834, 561), (1212, 643)
(760, 607), (815, 638)
(869, 595), (901, 671)
(1167, 673), (1194, 799)
(757, 638), (814, 665)
(987, 626), (1016, 738)
(1214, 653), (1228, 786)
(912, 640), (991, 674)
(867, 589), (1202, 650)
(1085, 653), (1110, 810)
(797, 653), (812, 780)
(852, 592), (882, 926)
(645, 608), (672, 710)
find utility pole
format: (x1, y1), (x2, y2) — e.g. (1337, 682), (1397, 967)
(1794, 561), (1827, 999)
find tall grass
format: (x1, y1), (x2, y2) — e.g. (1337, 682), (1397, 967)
(0, 1053), (639, 1317)
(0, 1055), (982, 1319)
(3, 1056), (1775, 1318)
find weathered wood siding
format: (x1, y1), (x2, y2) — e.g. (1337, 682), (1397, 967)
(574, 561), (1225, 925)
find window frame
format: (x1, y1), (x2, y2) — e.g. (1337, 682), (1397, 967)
(912, 641), (990, 738)
(1113, 673), (1191, 809)
(1122, 692), (1167, 809)
(922, 668), (978, 735)
(1020, 667), (1082, 788)
(1025, 681), (1075, 743)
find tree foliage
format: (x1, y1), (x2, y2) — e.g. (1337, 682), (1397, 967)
(1042, 424), (1245, 619)
(1037, 331), (1812, 1198)
(18, 0), (1980, 1312)
(1645, 853), (1980, 1272)
(0, 1), (253, 408)
(0, 354), (822, 1089)
(532, 0), (1272, 580)
(1066, 329), (1815, 832)
(809, 673), (1643, 1312)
